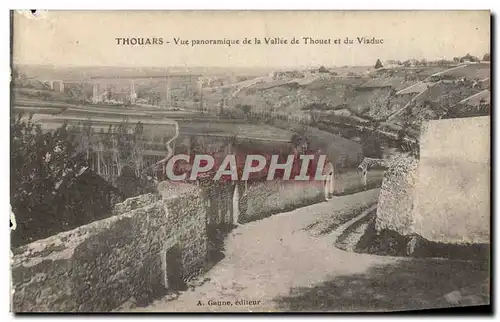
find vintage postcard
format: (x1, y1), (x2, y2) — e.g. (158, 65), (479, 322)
(10, 10), (491, 313)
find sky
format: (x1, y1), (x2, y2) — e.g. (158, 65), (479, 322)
(12, 10), (490, 68)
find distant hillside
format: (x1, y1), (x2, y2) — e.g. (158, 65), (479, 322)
(218, 63), (490, 149)
(13, 64), (273, 81)
(12, 63), (490, 161)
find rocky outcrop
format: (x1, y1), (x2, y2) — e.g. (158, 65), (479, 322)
(375, 155), (419, 236)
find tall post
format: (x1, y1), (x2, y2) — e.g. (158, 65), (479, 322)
(198, 77), (204, 112)
(52, 80), (64, 92)
(97, 146), (101, 175)
(164, 76), (171, 109)
(218, 98), (224, 115)
(130, 79), (137, 104)
(232, 183), (240, 226)
(92, 82), (100, 104)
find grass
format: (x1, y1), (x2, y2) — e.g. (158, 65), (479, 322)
(441, 63), (490, 79)
(177, 121), (294, 140)
(315, 203), (374, 236)
(301, 189), (380, 238)
(335, 209), (375, 252)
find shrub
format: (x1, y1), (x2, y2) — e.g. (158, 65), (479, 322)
(10, 114), (121, 246)
(318, 66), (329, 73)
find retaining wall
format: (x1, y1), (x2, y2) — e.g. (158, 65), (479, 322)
(239, 180), (325, 223)
(12, 169), (368, 312)
(11, 186), (207, 312)
(375, 155), (419, 235)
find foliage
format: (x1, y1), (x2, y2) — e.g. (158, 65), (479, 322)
(235, 104), (252, 115)
(374, 59), (384, 69)
(318, 66), (329, 73)
(460, 53), (480, 63)
(10, 115), (162, 246)
(11, 114), (87, 213)
(482, 53), (490, 61)
(360, 131), (383, 158)
(10, 113), (105, 246)
(113, 165), (157, 199)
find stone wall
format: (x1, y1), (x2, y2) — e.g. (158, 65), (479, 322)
(239, 180), (325, 223)
(12, 171), (356, 312)
(234, 169), (382, 224)
(11, 187), (207, 312)
(375, 155), (419, 235)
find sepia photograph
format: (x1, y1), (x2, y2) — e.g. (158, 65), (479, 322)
(9, 10), (491, 313)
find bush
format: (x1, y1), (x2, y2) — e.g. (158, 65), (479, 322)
(114, 166), (158, 199)
(361, 133), (383, 158)
(10, 114), (118, 246)
(318, 66), (329, 73)
(374, 59), (384, 69)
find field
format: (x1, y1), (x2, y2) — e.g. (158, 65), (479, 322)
(13, 62), (491, 168)
(396, 82), (433, 95)
(177, 121), (294, 141)
(459, 90), (490, 106)
(439, 63), (490, 79)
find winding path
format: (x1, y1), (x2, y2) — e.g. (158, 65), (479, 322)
(131, 189), (489, 312)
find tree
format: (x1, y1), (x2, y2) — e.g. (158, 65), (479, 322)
(67, 84), (89, 103)
(374, 59), (384, 69)
(106, 120), (158, 197)
(483, 53), (490, 61)
(131, 122), (145, 177)
(11, 114), (89, 245)
(115, 119), (133, 174)
(108, 119), (148, 177)
(291, 133), (310, 155)
(309, 109), (322, 125)
(361, 132), (383, 158)
(318, 66), (329, 73)
(79, 118), (94, 161)
(236, 104), (252, 119)
(461, 53), (480, 63)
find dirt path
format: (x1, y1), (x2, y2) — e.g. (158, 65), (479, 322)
(132, 189), (489, 312)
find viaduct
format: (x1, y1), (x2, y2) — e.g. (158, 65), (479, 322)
(42, 73), (206, 106)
